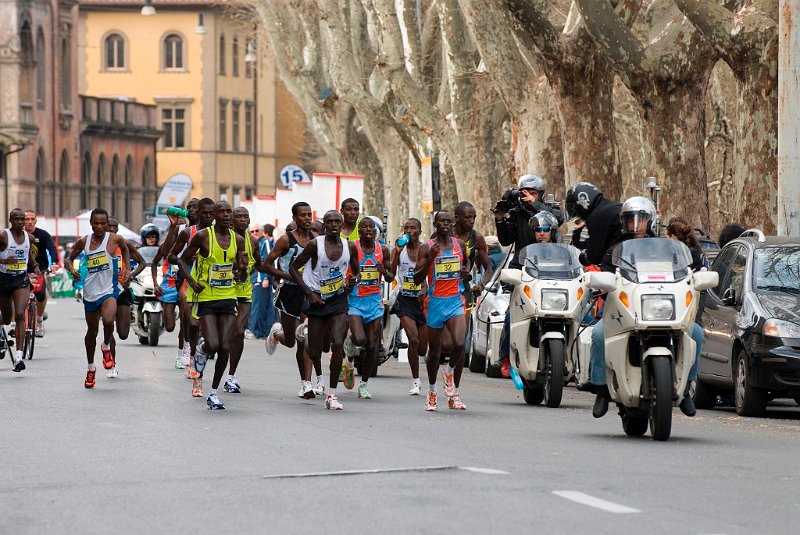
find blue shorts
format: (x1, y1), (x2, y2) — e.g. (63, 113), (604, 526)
(84, 291), (119, 313)
(160, 281), (179, 304)
(348, 293), (384, 324)
(425, 295), (465, 329)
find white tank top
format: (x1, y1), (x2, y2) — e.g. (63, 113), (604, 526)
(302, 236), (350, 300)
(0, 229), (30, 275)
(83, 232), (116, 302)
(397, 245), (423, 297)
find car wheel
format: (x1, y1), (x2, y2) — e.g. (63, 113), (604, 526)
(486, 359), (502, 378)
(468, 344), (485, 373)
(693, 379), (718, 410)
(793, 395), (800, 407)
(735, 350), (767, 417)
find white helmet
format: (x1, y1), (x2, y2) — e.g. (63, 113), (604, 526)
(620, 196), (656, 235)
(517, 174), (546, 195)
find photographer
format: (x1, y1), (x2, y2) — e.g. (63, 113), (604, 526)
(565, 182), (622, 267)
(493, 174), (564, 268)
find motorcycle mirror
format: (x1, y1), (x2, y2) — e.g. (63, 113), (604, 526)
(693, 271), (719, 291)
(499, 268), (523, 286)
(587, 271), (617, 293)
(722, 287), (737, 306)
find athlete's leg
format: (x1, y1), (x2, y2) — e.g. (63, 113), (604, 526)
(229, 302), (250, 376)
(211, 313), (237, 390)
(276, 311), (297, 348)
(11, 287), (28, 350)
(425, 327), (444, 387)
(306, 315), (325, 383)
(115, 304), (131, 340)
(445, 314), (467, 388)
(163, 303), (177, 332)
(400, 316), (420, 380)
(100, 297), (117, 347)
(359, 317), (382, 382)
(349, 314), (367, 347)
(0, 296), (12, 326)
(327, 313), (348, 389)
(83, 310), (101, 365)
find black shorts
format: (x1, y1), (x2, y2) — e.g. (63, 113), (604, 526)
(116, 288), (134, 307)
(392, 294), (425, 325)
(302, 292), (348, 318)
(34, 285), (47, 302)
(194, 299), (238, 317)
(0, 273), (30, 298)
(275, 283), (305, 318)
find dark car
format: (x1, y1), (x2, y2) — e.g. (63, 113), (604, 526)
(695, 231), (800, 416)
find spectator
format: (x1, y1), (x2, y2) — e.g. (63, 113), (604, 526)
(246, 224), (271, 339)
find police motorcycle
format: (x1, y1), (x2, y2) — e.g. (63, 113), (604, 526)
(499, 243), (592, 407)
(585, 238), (717, 440)
(130, 244), (165, 346)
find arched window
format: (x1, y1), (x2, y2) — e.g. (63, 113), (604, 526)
(104, 33), (125, 70)
(35, 148), (47, 214)
(163, 33), (184, 70)
(61, 36), (71, 109)
(109, 155), (120, 216)
(57, 150), (69, 216)
(36, 28), (45, 108)
(123, 156), (133, 225)
(19, 20), (34, 105)
(232, 36), (239, 77)
(96, 153), (107, 209)
(143, 158), (157, 217)
(219, 34), (226, 75)
(81, 152), (92, 210)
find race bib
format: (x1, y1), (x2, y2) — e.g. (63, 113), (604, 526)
(360, 265), (380, 287)
(209, 263), (234, 287)
(320, 273), (344, 300)
(401, 268), (422, 295)
(6, 250), (26, 273)
(434, 256), (460, 280)
(87, 252), (111, 274)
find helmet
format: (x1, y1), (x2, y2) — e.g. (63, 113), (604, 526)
(530, 211), (558, 230)
(365, 216), (384, 240)
(517, 174), (546, 196)
(565, 182), (603, 220)
(140, 223), (160, 243)
(620, 196), (656, 235)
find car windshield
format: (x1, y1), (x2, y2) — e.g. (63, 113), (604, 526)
(753, 247), (800, 295)
(138, 246), (159, 266)
(519, 243), (582, 280)
(611, 238), (692, 284)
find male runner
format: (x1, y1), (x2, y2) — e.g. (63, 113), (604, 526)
(390, 218), (427, 395)
(24, 210), (58, 337)
(178, 201), (246, 410)
(346, 217), (393, 399)
(65, 209), (130, 388)
(108, 218), (147, 369)
(263, 202), (321, 397)
(290, 210), (359, 410)
(340, 198), (360, 242)
(0, 208), (39, 371)
(415, 211), (469, 411)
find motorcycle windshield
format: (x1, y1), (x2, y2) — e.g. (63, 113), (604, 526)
(611, 238), (692, 283)
(520, 243), (582, 280)
(138, 246), (159, 266)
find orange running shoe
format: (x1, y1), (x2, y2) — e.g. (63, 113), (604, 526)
(191, 377), (204, 397)
(84, 369), (96, 389)
(425, 391), (438, 411)
(448, 395), (467, 410)
(101, 344), (114, 370)
(442, 369), (456, 397)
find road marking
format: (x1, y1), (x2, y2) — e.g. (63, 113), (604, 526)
(263, 465), (508, 479)
(552, 490), (641, 514)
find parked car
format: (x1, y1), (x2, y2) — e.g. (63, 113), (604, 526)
(468, 250), (511, 375)
(695, 230), (800, 416)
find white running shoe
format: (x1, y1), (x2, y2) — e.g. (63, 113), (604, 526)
(300, 381), (315, 399)
(180, 345), (191, 368)
(325, 395), (343, 410)
(265, 322), (282, 355)
(409, 381), (422, 396)
(313, 380), (325, 396)
(107, 367), (119, 379)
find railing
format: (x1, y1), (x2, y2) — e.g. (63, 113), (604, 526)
(79, 95), (156, 129)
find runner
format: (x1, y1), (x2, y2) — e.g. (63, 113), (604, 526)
(263, 203), (322, 397)
(65, 208), (131, 388)
(24, 210), (58, 337)
(150, 213), (183, 364)
(225, 206), (267, 393)
(346, 217), (393, 399)
(340, 198), (360, 242)
(414, 211), (469, 411)
(108, 218), (147, 367)
(177, 201), (246, 410)
(0, 208), (39, 372)
(290, 210), (359, 410)
(390, 217), (428, 395)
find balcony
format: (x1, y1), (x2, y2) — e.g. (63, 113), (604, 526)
(79, 95), (162, 141)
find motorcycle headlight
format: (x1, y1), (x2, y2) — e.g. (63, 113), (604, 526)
(763, 318), (800, 338)
(541, 289), (568, 311)
(641, 295), (675, 321)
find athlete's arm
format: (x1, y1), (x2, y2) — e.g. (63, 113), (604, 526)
(128, 242), (147, 279)
(290, 239), (321, 305)
(262, 234), (291, 281)
(0, 231), (8, 252)
(456, 239), (471, 282)
(112, 235), (132, 285)
(474, 232), (493, 290)
(234, 234), (247, 274)
(65, 237), (86, 281)
(151, 248), (163, 297)
(167, 226), (192, 266)
(413, 242), (433, 285)
(346, 242), (360, 291)
(390, 244), (401, 280)
(178, 230), (207, 294)
(41, 230), (59, 270)
(379, 244), (394, 282)
(159, 213), (181, 257)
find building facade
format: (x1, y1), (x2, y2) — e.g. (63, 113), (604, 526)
(78, 0), (305, 205)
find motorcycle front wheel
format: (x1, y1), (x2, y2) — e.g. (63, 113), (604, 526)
(648, 356), (673, 441)
(148, 311), (161, 347)
(543, 339), (565, 408)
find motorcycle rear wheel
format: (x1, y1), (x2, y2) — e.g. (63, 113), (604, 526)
(621, 411), (649, 436)
(648, 356), (673, 441)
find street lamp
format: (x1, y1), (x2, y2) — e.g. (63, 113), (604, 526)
(141, 0), (156, 16)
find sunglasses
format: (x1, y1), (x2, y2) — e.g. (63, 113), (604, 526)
(533, 226), (552, 233)
(250, 229), (261, 234)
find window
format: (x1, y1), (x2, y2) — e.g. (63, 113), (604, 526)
(219, 185), (228, 202)
(163, 33), (184, 70)
(122, 156), (133, 224)
(244, 102), (253, 152)
(219, 34), (226, 75)
(61, 35), (71, 109)
(232, 101), (240, 152)
(36, 28), (45, 108)
(96, 153), (107, 208)
(245, 40), (253, 78)
(232, 36), (239, 77)
(104, 33), (125, 70)
(219, 99), (228, 151)
(35, 149), (46, 214)
(81, 152), (92, 209)
(57, 150), (69, 215)
(19, 21), (34, 104)
(232, 185), (241, 207)
(162, 107), (186, 149)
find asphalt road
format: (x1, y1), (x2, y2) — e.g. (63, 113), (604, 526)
(1, 299), (798, 534)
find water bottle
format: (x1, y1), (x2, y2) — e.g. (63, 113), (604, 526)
(166, 206), (190, 218)
(396, 234), (410, 247)
(509, 363), (524, 390)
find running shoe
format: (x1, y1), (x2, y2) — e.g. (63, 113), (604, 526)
(84, 369), (96, 389)
(500, 358), (511, 379)
(343, 363), (355, 390)
(101, 343), (114, 370)
(107, 367), (118, 379)
(180, 345), (191, 367)
(301, 381), (315, 399)
(223, 378), (241, 393)
(409, 381), (422, 396)
(425, 391), (438, 411)
(186, 354), (199, 379)
(313, 380), (325, 396)
(265, 322), (282, 355)
(12, 353), (25, 372)
(295, 321), (308, 344)
(207, 393), (225, 410)
(175, 348), (185, 369)
(442, 368), (456, 397)
(244, 329), (256, 340)
(193, 343), (208, 374)
(325, 395), (343, 410)
(448, 395), (467, 410)
(338, 361), (346, 383)
(357, 383), (372, 399)
(191, 378), (204, 397)
(35, 321), (44, 338)
(297, 385), (307, 398)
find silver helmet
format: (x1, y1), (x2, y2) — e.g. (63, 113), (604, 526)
(530, 211), (558, 230)
(517, 174), (546, 195)
(620, 196), (656, 235)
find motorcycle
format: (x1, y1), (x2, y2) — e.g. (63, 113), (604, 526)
(585, 238), (717, 441)
(499, 243), (592, 407)
(346, 281), (404, 377)
(130, 246), (165, 347)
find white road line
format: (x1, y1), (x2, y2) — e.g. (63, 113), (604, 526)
(460, 467), (510, 475)
(552, 490), (641, 514)
(262, 465), (509, 479)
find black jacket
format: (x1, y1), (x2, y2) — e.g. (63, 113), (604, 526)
(30, 228), (58, 271)
(573, 198), (623, 267)
(495, 201), (564, 268)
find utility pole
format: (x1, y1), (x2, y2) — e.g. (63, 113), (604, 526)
(778, 0), (800, 236)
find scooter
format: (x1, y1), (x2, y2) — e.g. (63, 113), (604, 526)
(585, 238), (718, 441)
(500, 243), (592, 407)
(130, 246), (165, 347)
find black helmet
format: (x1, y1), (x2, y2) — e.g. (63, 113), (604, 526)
(140, 223), (160, 243)
(565, 182), (602, 220)
(517, 174), (546, 196)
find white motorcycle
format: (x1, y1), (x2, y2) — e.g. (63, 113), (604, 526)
(130, 246), (165, 347)
(586, 238), (718, 441)
(500, 243), (592, 407)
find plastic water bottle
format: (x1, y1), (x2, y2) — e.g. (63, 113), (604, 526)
(396, 234), (410, 247)
(509, 363), (524, 390)
(166, 206), (190, 218)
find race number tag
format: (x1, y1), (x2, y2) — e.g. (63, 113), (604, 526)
(320, 273), (344, 300)
(6, 251), (26, 274)
(87, 252), (111, 274)
(401, 268), (422, 295)
(434, 256), (460, 280)
(360, 265), (380, 287)
(209, 263), (234, 287)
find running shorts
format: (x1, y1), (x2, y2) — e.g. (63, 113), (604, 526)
(192, 299), (238, 319)
(275, 283), (304, 319)
(392, 294), (425, 325)
(0, 273), (29, 298)
(303, 292), (348, 317)
(116, 287), (134, 307)
(159, 284), (179, 304)
(348, 293), (384, 324)
(425, 294), (465, 329)
(84, 291), (119, 313)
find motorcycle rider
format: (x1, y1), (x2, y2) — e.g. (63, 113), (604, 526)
(588, 197), (701, 419)
(493, 174), (564, 269)
(565, 182), (623, 267)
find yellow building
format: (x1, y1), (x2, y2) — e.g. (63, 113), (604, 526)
(78, 0), (305, 205)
